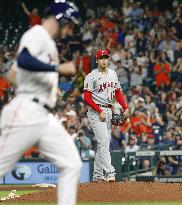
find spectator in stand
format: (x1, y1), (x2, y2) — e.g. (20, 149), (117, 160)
(167, 141), (182, 175)
(110, 126), (126, 151)
(122, 0), (132, 23)
(130, 2), (144, 24)
(171, 57), (182, 82)
(82, 25), (93, 44)
(167, 104), (178, 123)
(130, 59), (145, 87)
(65, 59), (86, 102)
(0, 76), (10, 94)
(0, 76), (11, 112)
(125, 29), (136, 55)
(158, 34), (176, 52)
(115, 60), (129, 92)
(21, 2), (41, 27)
(80, 116), (96, 149)
(144, 94), (156, 114)
(153, 157), (172, 176)
(139, 133), (155, 150)
(160, 131), (175, 148)
(169, 90), (181, 108)
(122, 51), (134, 70)
(24, 146), (39, 158)
(129, 85), (143, 114)
(153, 55), (171, 90)
(136, 32), (148, 54)
(174, 41), (182, 62)
(151, 111), (165, 146)
(143, 86), (154, 98)
(139, 133), (155, 171)
(75, 131), (94, 159)
(68, 126), (78, 140)
(157, 91), (167, 117)
(130, 105), (152, 137)
(139, 133), (148, 150)
(125, 134), (139, 153)
(111, 45), (122, 62)
(147, 51), (156, 83)
(76, 51), (91, 75)
(135, 97), (146, 112)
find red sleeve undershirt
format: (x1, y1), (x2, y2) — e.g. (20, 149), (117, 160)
(84, 90), (102, 113)
(115, 89), (128, 110)
(84, 89), (128, 113)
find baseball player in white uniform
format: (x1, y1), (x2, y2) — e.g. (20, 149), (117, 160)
(0, 2), (82, 205)
(84, 50), (128, 182)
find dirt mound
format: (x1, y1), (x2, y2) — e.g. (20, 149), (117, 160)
(2, 182), (182, 203)
(0, 186), (44, 191)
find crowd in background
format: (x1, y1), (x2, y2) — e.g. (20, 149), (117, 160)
(0, 0), (182, 175)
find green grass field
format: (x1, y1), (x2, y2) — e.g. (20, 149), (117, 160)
(0, 203), (182, 205)
(0, 190), (37, 198)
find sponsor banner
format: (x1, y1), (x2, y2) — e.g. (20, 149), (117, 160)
(160, 150), (182, 156)
(136, 176), (182, 183)
(136, 151), (155, 157)
(1, 161), (89, 184)
(0, 177), (4, 184)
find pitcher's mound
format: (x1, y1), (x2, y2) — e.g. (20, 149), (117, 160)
(3, 182), (182, 203)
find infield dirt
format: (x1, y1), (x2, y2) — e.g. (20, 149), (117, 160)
(1, 182), (182, 203)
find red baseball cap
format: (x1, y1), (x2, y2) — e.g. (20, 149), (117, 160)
(96, 50), (109, 60)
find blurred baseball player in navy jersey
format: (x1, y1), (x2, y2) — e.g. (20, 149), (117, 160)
(84, 50), (128, 182)
(0, 1), (82, 205)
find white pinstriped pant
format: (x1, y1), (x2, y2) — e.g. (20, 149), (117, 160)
(0, 96), (82, 205)
(87, 107), (115, 179)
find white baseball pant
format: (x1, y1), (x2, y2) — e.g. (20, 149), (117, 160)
(87, 107), (115, 179)
(0, 96), (82, 205)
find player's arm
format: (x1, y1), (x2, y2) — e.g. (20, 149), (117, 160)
(21, 2), (31, 16)
(84, 91), (102, 113)
(115, 89), (129, 117)
(17, 48), (76, 76)
(83, 75), (102, 113)
(17, 26), (76, 76)
(84, 91), (106, 122)
(115, 89), (128, 110)
(83, 75), (106, 121)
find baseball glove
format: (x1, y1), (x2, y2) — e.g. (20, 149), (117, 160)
(111, 112), (128, 126)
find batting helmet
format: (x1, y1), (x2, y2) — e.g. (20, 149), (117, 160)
(46, 0), (80, 24)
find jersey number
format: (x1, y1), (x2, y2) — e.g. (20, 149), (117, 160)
(110, 91), (115, 101)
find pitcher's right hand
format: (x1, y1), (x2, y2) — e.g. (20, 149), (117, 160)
(99, 111), (106, 122)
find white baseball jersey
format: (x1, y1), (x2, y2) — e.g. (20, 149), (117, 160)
(84, 68), (121, 105)
(16, 25), (59, 108)
(0, 26), (81, 205)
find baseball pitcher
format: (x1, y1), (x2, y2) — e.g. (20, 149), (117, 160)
(0, 2), (82, 205)
(84, 50), (128, 182)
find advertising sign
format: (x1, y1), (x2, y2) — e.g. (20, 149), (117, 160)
(0, 177), (4, 184)
(1, 161), (89, 184)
